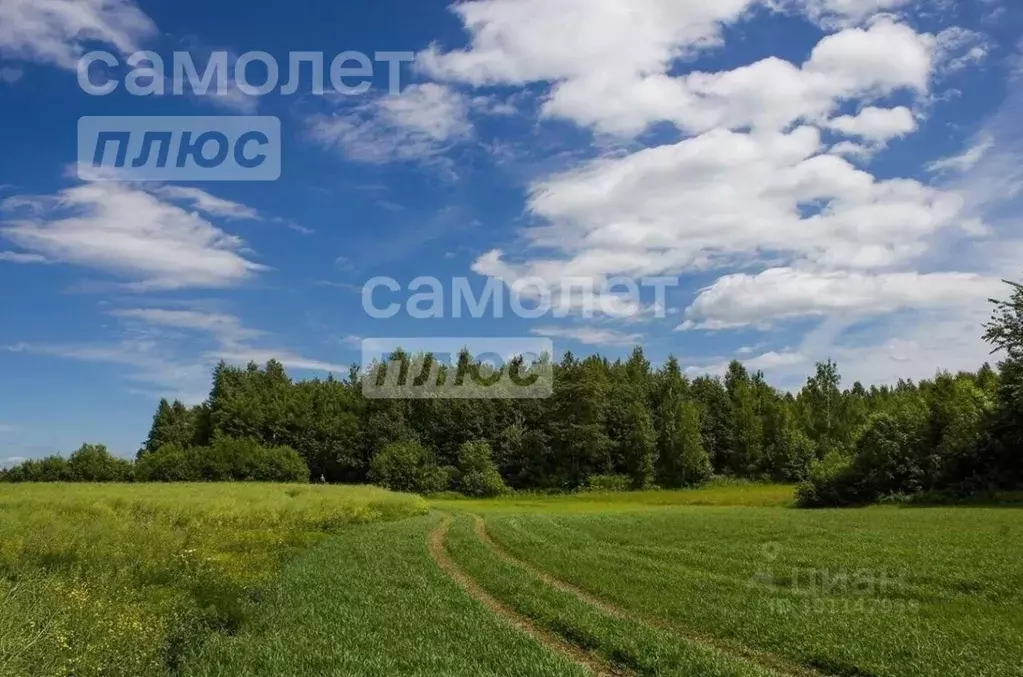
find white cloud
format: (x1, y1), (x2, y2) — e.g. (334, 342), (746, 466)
(426, 7), (936, 137)
(685, 349), (807, 378)
(474, 125), (969, 287)
(927, 133), (995, 174)
(308, 83), (472, 164)
(0, 250), (51, 263)
(110, 308), (264, 344)
(687, 305), (997, 389)
(679, 268), (1003, 330)
(934, 27), (990, 75)
(0, 181), (266, 290)
(0, 0), (156, 70)
(420, 0), (755, 85)
(110, 307), (348, 373)
(270, 217), (315, 235)
(143, 185), (260, 221)
(198, 84), (259, 114)
(8, 307), (349, 402)
(790, 0), (914, 28)
(5, 340), (213, 404)
(212, 348), (348, 373)
(186, 50), (259, 114)
(531, 325), (642, 347)
(541, 18), (936, 135)
(828, 140), (875, 161)
(420, 0), (1011, 388)
(826, 106), (917, 143)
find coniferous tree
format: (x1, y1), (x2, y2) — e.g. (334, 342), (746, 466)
(552, 354), (609, 487)
(141, 399), (197, 456)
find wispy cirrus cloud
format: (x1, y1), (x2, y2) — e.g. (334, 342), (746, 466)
(0, 0), (156, 70)
(7, 306), (350, 403)
(308, 83), (472, 164)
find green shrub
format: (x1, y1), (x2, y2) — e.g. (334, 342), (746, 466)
(66, 444), (134, 482)
(3, 445), (132, 483)
(135, 444), (201, 482)
(2, 455), (71, 482)
(370, 440), (452, 494)
(421, 464), (458, 495)
(459, 469), (508, 497)
(798, 408), (933, 507)
(796, 452), (856, 507)
(455, 441), (508, 497)
(135, 438), (308, 483)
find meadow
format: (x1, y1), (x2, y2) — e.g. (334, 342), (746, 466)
(1, 482), (1019, 677)
(0, 483), (426, 677)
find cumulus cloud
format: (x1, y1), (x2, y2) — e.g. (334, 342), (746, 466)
(474, 125), (969, 288)
(420, 0), (755, 85)
(426, 6), (937, 137)
(0, 181), (266, 290)
(679, 268), (1003, 330)
(421, 0), (1004, 387)
(531, 325), (643, 347)
(825, 106), (918, 143)
(308, 83), (472, 164)
(0, 0), (156, 70)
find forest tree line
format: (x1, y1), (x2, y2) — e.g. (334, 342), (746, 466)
(3, 278), (1022, 506)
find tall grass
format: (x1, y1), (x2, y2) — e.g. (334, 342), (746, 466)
(432, 481), (797, 513)
(0, 483), (426, 677)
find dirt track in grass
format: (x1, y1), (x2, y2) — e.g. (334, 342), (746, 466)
(470, 514), (830, 677)
(428, 515), (633, 677)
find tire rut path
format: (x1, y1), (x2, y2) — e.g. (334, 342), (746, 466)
(427, 515), (634, 677)
(471, 514), (833, 677)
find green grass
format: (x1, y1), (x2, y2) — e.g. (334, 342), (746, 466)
(0, 483), (426, 677)
(5, 481), (1019, 677)
(479, 505), (1023, 677)
(180, 515), (585, 677)
(431, 481), (797, 514)
(443, 513), (780, 677)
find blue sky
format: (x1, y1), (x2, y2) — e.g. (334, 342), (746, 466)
(0, 0), (1021, 463)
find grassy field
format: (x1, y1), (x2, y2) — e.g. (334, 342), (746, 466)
(440, 492), (1023, 677)
(431, 481), (797, 513)
(181, 516), (585, 677)
(0, 483), (426, 677)
(2, 482), (1018, 677)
